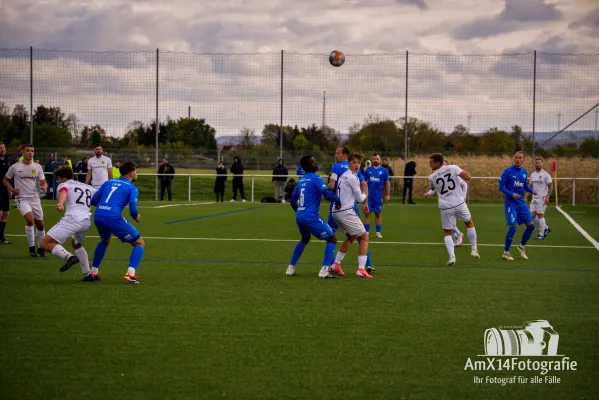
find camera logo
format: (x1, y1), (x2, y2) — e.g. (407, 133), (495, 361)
(484, 320), (559, 356)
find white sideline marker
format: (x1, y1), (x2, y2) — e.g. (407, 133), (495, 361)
(556, 206), (599, 251)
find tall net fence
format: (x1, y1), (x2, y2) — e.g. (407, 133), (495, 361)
(1, 49), (599, 203)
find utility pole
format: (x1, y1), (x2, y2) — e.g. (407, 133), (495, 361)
(322, 91), (326, 130)
(595, 107), (598, 140)
(467, 113), (472, 133)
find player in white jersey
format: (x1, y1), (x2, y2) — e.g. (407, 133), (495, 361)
(2, 144), (47, 257)
(525, 157), (553, 240)
(85, 143), (113, 189)
(424, 153), (479, 265)
(330, 153), (373, 278)
(426, 160), (468, 246)
(39, 167), (97, 280)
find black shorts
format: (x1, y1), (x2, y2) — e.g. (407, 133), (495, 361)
(0, 195), (9, 212)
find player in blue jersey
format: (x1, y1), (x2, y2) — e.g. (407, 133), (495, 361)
(296, 165), (305, 177)
(498, 151), (537, 261)
(326, 146), (376, 274)
(286, 156), (341, 279)
(90, 161), (145, 284)
(363, 153), (390, 239)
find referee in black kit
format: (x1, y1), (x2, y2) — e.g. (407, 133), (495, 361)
(0, 142), (12, 244)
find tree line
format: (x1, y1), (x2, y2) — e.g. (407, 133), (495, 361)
(1, 102), (597, 157)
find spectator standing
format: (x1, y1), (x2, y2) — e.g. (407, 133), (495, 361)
(158, 157), (175, 201)
(75, 157), (88, 183)
(62, 155), (73, 170)
(272, 158), (288, 203)
(382, 158), (394, 176)
(112, 161), (121, 179)
(44, 154), (59, 199)
(214, 161), (227, 202)
(86, 144), (113, 189)
(403, 159), (416, 204)
(0, 142), (11, 244)
(230, 156), (246, 202)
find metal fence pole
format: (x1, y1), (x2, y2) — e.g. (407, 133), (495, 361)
(572, 160), (576, 206)
(467, 152), (471, 205)
(251, 176), (255, 203)
(597, 156), (599, 205)
(404, 50), (409, 162)
(155, 48), (159, 201)
(279, 50), (284, 161)
(188, 174), (191, 202)
(536, 50), (537, 171)
(30, 46), (33, 144)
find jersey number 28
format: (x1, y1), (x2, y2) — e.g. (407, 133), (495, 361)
(435, 173), (456, 195)
(74, 187), (92, 207)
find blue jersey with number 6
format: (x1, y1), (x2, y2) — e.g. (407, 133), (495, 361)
(92, 177), (139, 220)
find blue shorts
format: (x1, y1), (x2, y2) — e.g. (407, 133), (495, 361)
(368, 197), (383, 213)
(297, 215), (334, 240)
(95, 215), (141, 243)
(505, 202), (533, 226)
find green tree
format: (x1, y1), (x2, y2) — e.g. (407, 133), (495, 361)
(261, 124), (295, 150)
(292, 134), (311, 151)
(32, 123), (71, 147)
(347, 115), (399, 152)
(174, 118), (217, 149)
(580, 138), (599, 157)
(239, 127), (255, 152)
(478, 128), (514, 153)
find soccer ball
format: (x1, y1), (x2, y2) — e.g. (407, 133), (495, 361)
(329, 50), (345, 67)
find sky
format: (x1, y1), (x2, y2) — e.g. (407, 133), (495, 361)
(0, 0), (598, 143)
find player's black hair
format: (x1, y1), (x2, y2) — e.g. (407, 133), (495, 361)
(19, 144), (34, 151)
(119, 161), (137, 176)
(339, 145), (351, 155)
(348, 153), (364, 162)
(54, 166), (74, 180)
(372, 152), (381, 158)
(93, 143), (102, 148)
(300, 155), (317, 172)
(429, 153), (444, 165)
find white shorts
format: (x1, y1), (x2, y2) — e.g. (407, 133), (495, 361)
(332, 211), (366, 236)
(47, 217), (91, 245)
(530, 199), (547, 215)
(16, 198), (43, 220)
(440, 203), (471, 230)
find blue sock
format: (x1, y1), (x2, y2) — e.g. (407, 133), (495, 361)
(366, 250), (372, 267)
(376, 224), (382, 233)
(290, 241), (307, 266)
(92, 241), (108, 268)
(521, 224), (535, 247)
(129, 245), (144, 269)
(323, 241), (336, 266)
(364, 224), (370, 232)
(504, 226), (517, 253)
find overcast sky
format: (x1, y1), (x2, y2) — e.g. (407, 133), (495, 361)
(1, 0), (598, 141)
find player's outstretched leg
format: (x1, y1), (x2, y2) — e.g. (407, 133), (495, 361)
(39, 235), (80, 272)
(124, 238), (145, 284)
(464, 220), (479, 259)
(444, 230), (456, 266)
(287, 236), (309, 276)
(318, 235), (338, 279)
(516, 222), (535, 260)
(331, 236), (352, 276)
(502, 225), (517, 261)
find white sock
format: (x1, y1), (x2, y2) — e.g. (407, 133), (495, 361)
(444, 235), (455, 258)
(25, 225), (35, 247)
(36, 229), (45, 247)
(335, 251), (346, 264)
(452, 226), (461, 235)
(533, 217), (539, 225)
(51, 244), (72, 261)
(539, 218), (547, 234)
(288, 264), (295, 269)
(75, 247), (90, 275)
(127, 267), (136, 276)
(358, 255), (367, 269)
(321, 265), (329, 273)
(467, 227), (477, 251)
(91, 267), (99, 275)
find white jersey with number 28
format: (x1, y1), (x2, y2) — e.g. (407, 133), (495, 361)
(428, 165), (465, 209)
(57, 180), (97, 221)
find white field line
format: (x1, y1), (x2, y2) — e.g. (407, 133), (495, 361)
(556, 206), (599, 251)
(4, 234), (594, 249)
(152, 202), (215, 209)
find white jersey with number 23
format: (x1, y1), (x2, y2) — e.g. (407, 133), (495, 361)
(428, 165), (466, 210)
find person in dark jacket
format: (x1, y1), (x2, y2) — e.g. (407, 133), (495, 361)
(272, 158), (288, 203)
(75, 157), (88, 183)
(158, 157), (175, 201)
(230, 156), (246, 202)
(403, 160), (416, 204)
(214, 162), (227, 202)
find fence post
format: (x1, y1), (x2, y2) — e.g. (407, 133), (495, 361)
(531, 50), (537, 170)
(188, 174), (191, 202)
(404, 50), (409, 163)
(251, 176), (255, 203)
(279, 50), (284, 161)
(572, 159), (576, 206)
(30, 46), (33, 145)
(467, 152), (471, 205)
(155, 48), (159, 201)
(597, 156), (599, 205)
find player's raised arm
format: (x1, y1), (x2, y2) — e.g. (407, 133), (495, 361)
(458, 169), (471, 182)
(498, 170), (514, 197)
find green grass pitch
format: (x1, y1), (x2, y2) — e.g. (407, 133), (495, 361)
(0, 201), (598, 399)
